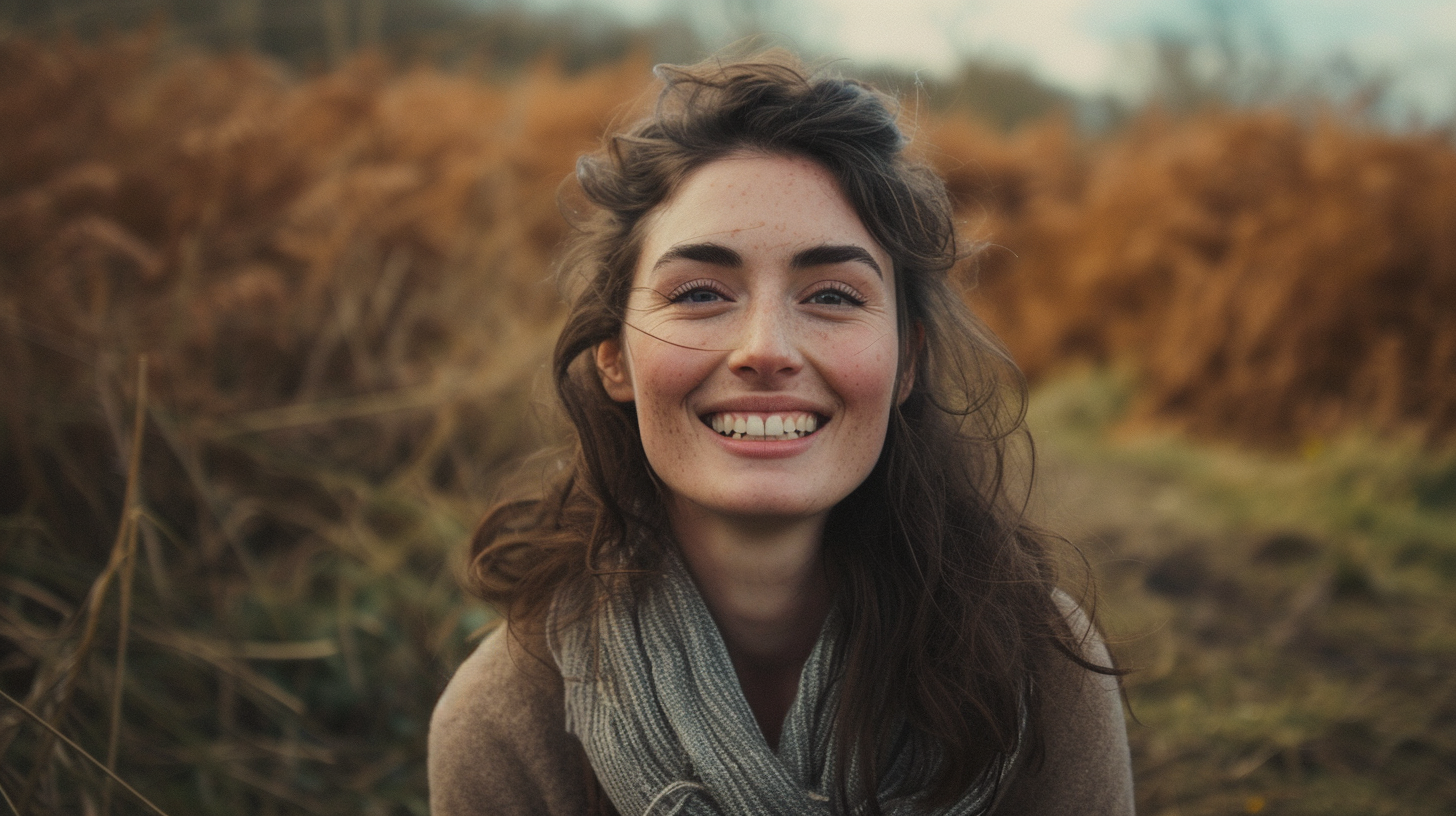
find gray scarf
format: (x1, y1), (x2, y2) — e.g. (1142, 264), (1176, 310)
(549, 554), (1021, 815)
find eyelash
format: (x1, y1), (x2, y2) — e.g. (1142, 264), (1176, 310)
(803, 281), (866, 307)
(665, 279), (732, 304)
(663, 280), (867, 307)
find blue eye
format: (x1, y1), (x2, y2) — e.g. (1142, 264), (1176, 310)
(805, 287), (865, 307)
(680, 289), (723, 303)
(667, 279), (731, 304)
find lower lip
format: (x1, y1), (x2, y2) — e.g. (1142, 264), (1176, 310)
(704, 423), (818, 459)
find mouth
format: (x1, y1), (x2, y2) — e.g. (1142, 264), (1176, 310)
(702, 411), (824, 441)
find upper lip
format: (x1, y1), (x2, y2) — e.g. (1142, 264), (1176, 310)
(697, 396), (831, 416)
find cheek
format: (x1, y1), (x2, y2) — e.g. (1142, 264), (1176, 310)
(819, 335), (902, 414)
(627, 344), (712, 428)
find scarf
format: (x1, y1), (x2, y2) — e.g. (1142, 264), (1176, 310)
(548, 554), (1021, 815)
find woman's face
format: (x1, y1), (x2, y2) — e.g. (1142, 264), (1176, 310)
(595, 153), (906, 522)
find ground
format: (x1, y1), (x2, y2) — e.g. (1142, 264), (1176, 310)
(1025, 370), (1456, 816)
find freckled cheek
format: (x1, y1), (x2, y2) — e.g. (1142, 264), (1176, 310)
(628, 347), (713, 436)
(818, 344), (901, 417)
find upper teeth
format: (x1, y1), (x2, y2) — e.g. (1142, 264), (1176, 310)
(708, 412), (818, 440)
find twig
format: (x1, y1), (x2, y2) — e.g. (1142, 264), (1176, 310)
(0, 689), (173, 816)
(19, 356), (147, 813)
(103, 356), (147, 816)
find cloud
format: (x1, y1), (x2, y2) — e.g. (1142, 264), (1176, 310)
(511, 0), (1456, 118)
(800, 0), (1116, 91)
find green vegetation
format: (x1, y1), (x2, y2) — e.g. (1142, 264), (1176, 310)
(0, 380), (498, 815)
(1031, 368), (1456, 815)
(0, 0), (703, 73)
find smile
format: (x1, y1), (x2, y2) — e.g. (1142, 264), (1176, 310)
(704, 411), (822, 440)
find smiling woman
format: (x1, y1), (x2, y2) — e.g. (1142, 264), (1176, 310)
(600, 154), (903, 523)
(429, 53), (1133, 815)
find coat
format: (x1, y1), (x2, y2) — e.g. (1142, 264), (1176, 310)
(428, 596), (1135, 815)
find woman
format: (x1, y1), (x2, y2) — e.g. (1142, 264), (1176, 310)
(430, 54), (1133, 815)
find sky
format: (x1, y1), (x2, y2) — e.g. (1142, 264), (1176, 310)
(506, 0), (1456, 121)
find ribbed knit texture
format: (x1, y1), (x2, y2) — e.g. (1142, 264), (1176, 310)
(548, 554), (1018, 816)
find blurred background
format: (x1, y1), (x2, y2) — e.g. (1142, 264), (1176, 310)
(1, 1), (1454, 814)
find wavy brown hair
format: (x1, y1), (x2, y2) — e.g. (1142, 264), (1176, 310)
(467, 52), (1111, 811)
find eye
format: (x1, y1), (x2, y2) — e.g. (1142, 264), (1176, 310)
(666, 279), (732, 304)
(803, 283), (866, 307)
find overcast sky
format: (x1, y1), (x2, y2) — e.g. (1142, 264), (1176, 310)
(507, 0), (1456, 120)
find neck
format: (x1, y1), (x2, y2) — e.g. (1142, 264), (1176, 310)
(669, 500), (832, 665)
(668, 499), (832, 749)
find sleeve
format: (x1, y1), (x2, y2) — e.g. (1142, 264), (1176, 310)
(992, 591), (1136, 816)
(428, 627), (590, 816)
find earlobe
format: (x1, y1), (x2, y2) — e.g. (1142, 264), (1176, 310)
(595, 338), (635, 403)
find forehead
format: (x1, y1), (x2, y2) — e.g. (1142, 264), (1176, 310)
(635, 153), (891, 271)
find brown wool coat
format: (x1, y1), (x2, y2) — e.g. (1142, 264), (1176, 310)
(429, 598), (1135, 816)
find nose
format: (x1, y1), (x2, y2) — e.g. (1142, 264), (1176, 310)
(726, 298), (802, 382)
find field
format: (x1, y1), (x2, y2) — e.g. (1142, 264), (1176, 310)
(2, 32), (1455, 815)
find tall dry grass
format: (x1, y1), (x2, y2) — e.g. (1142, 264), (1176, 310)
(926, 111), (1456, 448)
(2, 32), (1454, 814)
(0, 33), (648, 814)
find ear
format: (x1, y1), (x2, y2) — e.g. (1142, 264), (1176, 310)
(896, 321), (923, 406)
(594, 338), (635, 403)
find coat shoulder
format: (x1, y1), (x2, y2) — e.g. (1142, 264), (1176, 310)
(428, 626), (588, 816)
(993, 591), (1136, 815)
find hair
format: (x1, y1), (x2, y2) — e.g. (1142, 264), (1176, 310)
(467, 52), (1112, 812)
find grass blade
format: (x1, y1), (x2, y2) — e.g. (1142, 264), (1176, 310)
(101, 356), (146, 815)
(0, 689), (172, 816)
(0, 776), (18, 816)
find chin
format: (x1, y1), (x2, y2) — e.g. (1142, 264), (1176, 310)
(690, 486), (843, 522)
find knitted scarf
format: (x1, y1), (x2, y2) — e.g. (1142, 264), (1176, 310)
(548, 554), (1021, 815)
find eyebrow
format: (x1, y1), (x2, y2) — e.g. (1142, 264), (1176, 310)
(791, 244), (883, 278)
(651, 242), (743, 270)
(651, 241), (883, 278)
